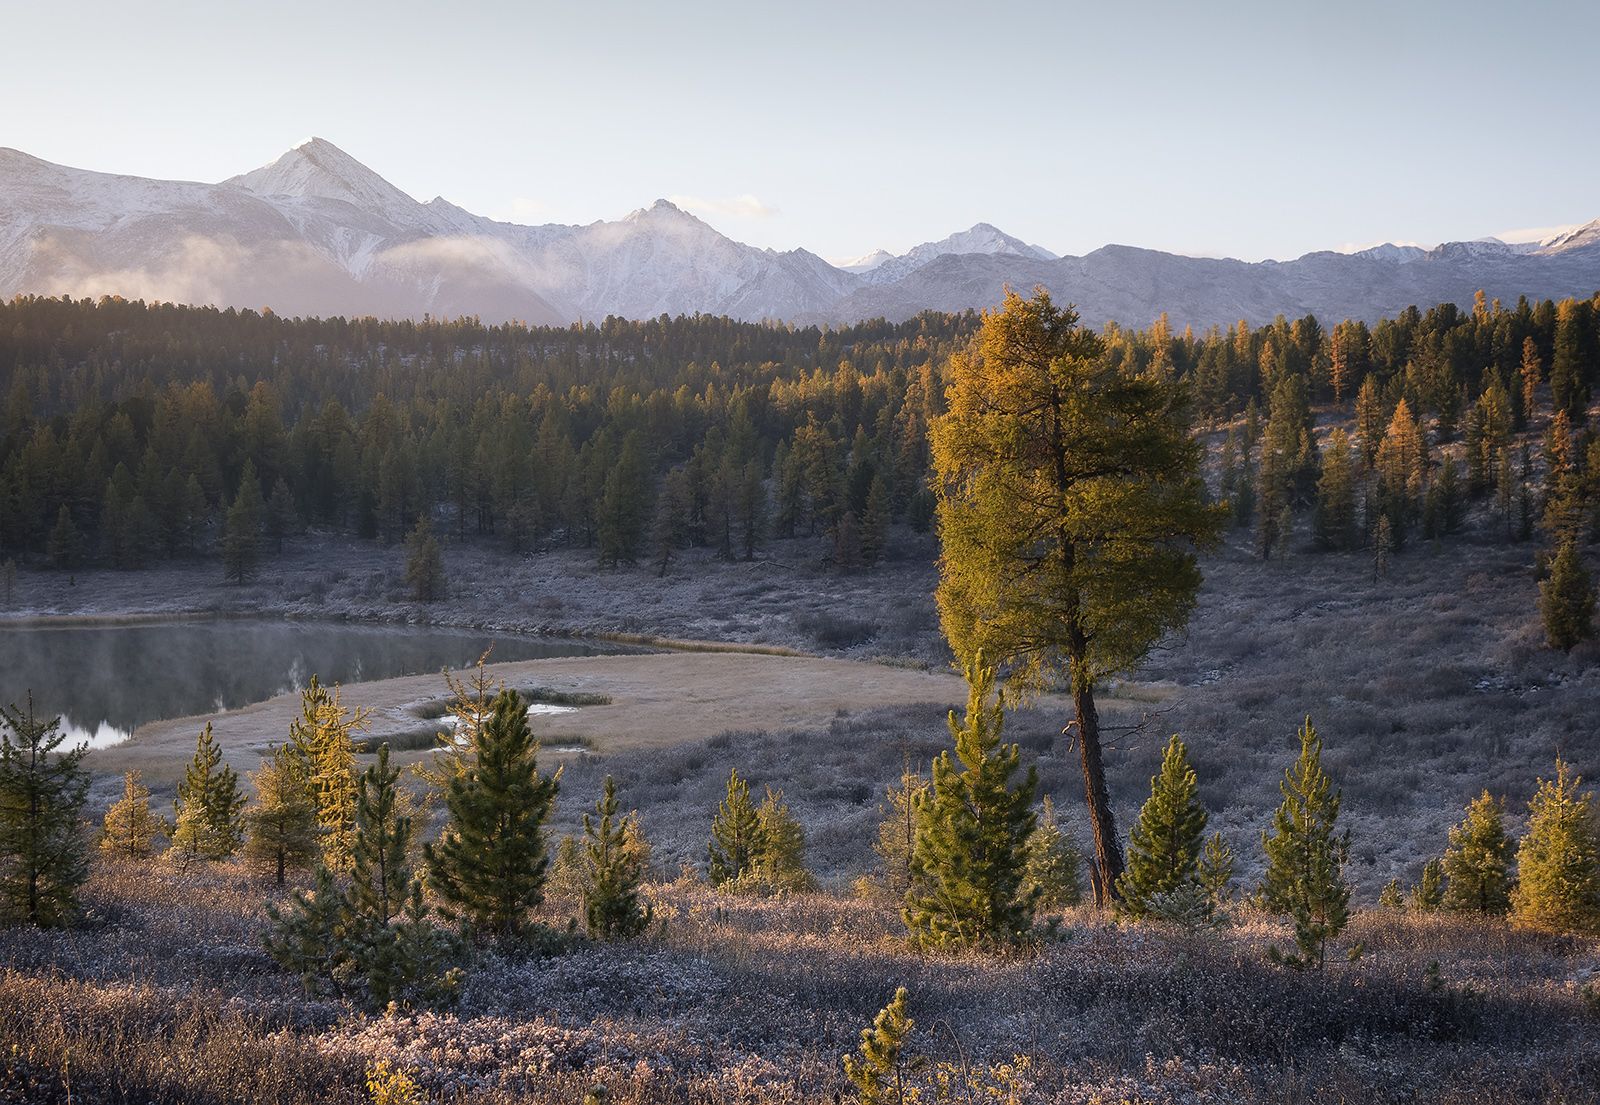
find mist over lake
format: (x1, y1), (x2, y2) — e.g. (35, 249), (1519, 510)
(0, 619), (625, 748)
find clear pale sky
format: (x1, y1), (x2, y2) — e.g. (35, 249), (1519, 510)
(6, 0), (1595, 262)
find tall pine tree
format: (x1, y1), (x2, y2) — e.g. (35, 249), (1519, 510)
(1259, 717), (1350, 969)
(1510, 759), (1600, 935)
(903, 661), (1038, 949)
(171, 722), (246, 862)
(582, 775), (653, 940)
(1441, 791), (1513, 916)
(1117, 735), (1209, 918)
(0, 699), (88, 926)
(708, 768), (762, 888)
(425, 689), (559, 942)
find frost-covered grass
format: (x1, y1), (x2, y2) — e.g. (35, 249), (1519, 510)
(0, 861), (1596, 1103)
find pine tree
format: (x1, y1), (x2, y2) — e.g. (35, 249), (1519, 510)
(903, 661), (1038, 949)
(754, 785), (814, 892)
(1541, 540), (1596, 650)
(46, 505), (82, 570)
(597, 432), (650, 566)
(288, 677), (367, 871)
(222, 460), (264, 584)
(1260, 717), (1350, 969)
(270, 744), (462, 1009)
(1520, 336), (1543, 429)
(582, 775), (653, 940)
(1373, 514), (1393, 581)
(1022, 795), (1084, 910)
(649, 468), (690, 576)
(1355, 374), (1384, 469)
(98, 770), (161, 860)
(842, 987), (915, 1105)
(170, 722), (246, 862)
(347, 743), (461, 1008)
(1510, 759), (1600, 935)
(869, 766), (927, 901)
(245, 745), (319, 885)
(349, 745), (411, 932)
(264, 864), (349, 995)
(708, 768), (763, 887)
(0, 698), (89, 927)
(404, 516), (447, 602)
(1441, 791), (1513, 916)
(1379, 878), (1404, 909)
(1197, 832), (1235, 914)
(266, 477), (298, 553)
(930, 290), (1224, 905)
(1117, 735), (1209, 918)
(1410, 859), (1445, 912)
(425, 688), (559, 942)
(860, 473), (890, 568)
(1314, 428), (1359, 550)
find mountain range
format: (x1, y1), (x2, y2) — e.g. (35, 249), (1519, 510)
(3, 137), (1599, 330)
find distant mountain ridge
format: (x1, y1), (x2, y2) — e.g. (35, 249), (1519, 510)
(2, 138), (1598, 329)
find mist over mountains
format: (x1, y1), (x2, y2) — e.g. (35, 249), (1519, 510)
(3, 137), (1598, 330)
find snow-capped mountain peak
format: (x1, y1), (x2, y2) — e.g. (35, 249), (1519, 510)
(835, 248), (895, 273)
(3, 141), (1600, 332)
(225, 137), (427, 226)
(1538, 219), (1600, 254)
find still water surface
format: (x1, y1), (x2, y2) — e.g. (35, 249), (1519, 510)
(0, 619), (620, 748)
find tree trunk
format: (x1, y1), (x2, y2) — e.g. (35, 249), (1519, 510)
(1073, 681), (1124, 907)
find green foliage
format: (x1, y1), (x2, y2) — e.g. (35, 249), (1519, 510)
(0, 699), (89, 926)
(1259, 717), (1350, 969)
(1022, 796), (1083, 911)
(1117, 735), (1209, 919)
(46, 505), (82, 570)
(404, 515), (447, 602)
(1541, 540), (1595, 650)
(266, 744), (461, 1009)
(1313, 428), (1359, 550)
(349, 745), (462, 1009)
(582, 775), (654, 940)
(842, 986), (916, 1105)
(1409, 859), (1445, 912)
(425, 689), (559, 943)
(244, 744), (320, 884)
(222, 460), (263, 584)
(1196, 831), (1235, 915)
(708, 768), (762, 887)
(98, 770), (162, 860)
(1442, 791), (1513, 916)
(170, 723), (246, 862)
(1379, 878), (1404, 909)
(598, 432), (651, 566)
(930, 289), (1225, 903)
(264, 864), (350, 995)
(903, 661), (1038, 950)
(1510, 759), (1600, 935)
(753, 785), (815, 893)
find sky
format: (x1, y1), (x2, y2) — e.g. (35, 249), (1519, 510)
(4, 0), (1597, 263)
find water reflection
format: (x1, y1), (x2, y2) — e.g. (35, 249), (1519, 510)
(0, 619), (623, 749)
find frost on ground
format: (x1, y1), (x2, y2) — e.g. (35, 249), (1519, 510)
(0, 863), (1595, 1104)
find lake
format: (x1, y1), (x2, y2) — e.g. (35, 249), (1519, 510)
(0, 618), (627, 749)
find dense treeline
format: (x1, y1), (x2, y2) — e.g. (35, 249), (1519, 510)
(1, 290), (1598, 582)
(0, 296), (970, 573)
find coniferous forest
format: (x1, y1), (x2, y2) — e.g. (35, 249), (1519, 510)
(1, 288), (1599, 1104)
